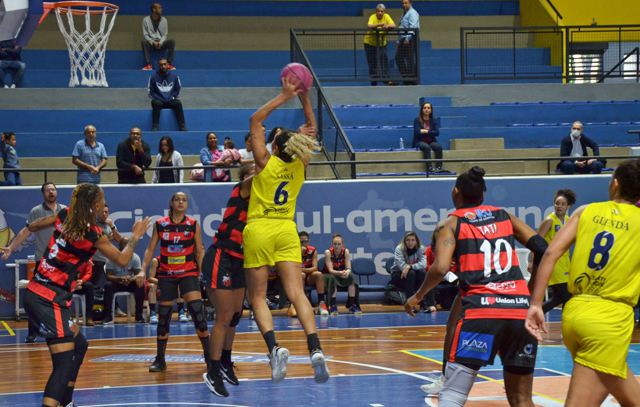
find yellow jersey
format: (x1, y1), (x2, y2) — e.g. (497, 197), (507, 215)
(248, 154), (304, 222)
(364, 13), (395, 47)
(544, 212), (570, 285)
(568, 201), (640, 307)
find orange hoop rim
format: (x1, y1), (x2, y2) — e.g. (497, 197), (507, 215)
(43, 1), (119, 15)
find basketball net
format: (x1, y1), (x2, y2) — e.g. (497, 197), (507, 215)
(46, 2), (118, 87)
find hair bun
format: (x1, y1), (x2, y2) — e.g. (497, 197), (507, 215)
(469, 166), (485, 179)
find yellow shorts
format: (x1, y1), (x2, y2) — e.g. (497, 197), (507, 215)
(243, 219), (301, 268)
(562, 295), (634, 379)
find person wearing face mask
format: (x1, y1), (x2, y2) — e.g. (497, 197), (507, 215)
(557, 121), (606, 174)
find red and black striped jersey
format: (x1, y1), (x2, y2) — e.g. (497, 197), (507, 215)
(425, 245), (458, 273)
(324, 246), (346, 272)
(156, 215), (198, 278)
(451, 205), (530, 320)
(302, 245), (316, 269)
(214, 182), (248, 259)
(28, 208), (102, 303)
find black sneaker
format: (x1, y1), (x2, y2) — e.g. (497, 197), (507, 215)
(220, 362), (239, 385)
(149, 356), (166, 372)
(24, 335), (36, 344)
(203, 372), (229, 397)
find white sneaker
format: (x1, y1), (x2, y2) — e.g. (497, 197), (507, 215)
(10, 84), (16, 89)
(149, 314), (158, 324)
(179, 312), (189, 323)
(310, 350), (330, 383)
(269, 346), (289, 383)
(420, 375), (445, 395)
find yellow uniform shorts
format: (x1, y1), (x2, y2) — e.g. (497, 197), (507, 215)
(562, 295), (634, 379)
(243, 219), (302, 268)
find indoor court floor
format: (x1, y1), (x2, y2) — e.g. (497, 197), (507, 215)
(0, 310), (638, 406)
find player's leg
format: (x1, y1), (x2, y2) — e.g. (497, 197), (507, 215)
(503, 367), (534, 407)
(150, 278), (178, 372)
(204, 287), (235, 397)
(181, 279), (209, 366)
(598, 366), (640, 407)
(565, 363), (609, 407)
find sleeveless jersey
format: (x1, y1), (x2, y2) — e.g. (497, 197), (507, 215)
(324, 246), (346, 272)
(214, 182), (249, 259)
(568, 201), (640, 307)
(28, 208), (103, 303)
(544, 212), (570, 285)
(248, 155), (304, 222)
(425, 245), (458, 273)
(302, 245), (317, 269)
(451, 205), (530, 320)
(156, 215), (198, 278)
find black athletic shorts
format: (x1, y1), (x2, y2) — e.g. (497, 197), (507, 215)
(157, 275), (200, 302)
(23, 289), (74, 340)
(449, 318), (537, 371)
(201, 245), (245, 290)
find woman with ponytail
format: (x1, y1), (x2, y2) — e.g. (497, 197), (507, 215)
(25, 183), (150, 407)
(241, 76), (329, 385)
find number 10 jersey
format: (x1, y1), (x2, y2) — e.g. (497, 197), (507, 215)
(451, 205), (530, 320)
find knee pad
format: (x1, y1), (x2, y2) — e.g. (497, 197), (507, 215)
(438, 362), (478, 407)
(157, 305), (173, 336)
(187, 300), (208, 332)
(73, 333), (89, 359)
(44, 348), (75, 403)
(229, 311), (242, 327)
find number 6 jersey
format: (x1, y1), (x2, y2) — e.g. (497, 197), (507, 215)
(568, 201), (640, 307)
(451, 205), (530, 320)
(248, 155), (304, 222)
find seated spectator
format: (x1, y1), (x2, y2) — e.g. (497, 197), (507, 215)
(425, 239), (458, 311)
(149, 59), (186, 131)
(323, 234), (361, 315)
(557, 121), (605, 174)
(390, 231), (435, 312)
(103, 239), (145, 324)
(216, 138), (241, 164)
(72, 260), (97, 326)
(299, 231), (329, 315)
(1, 131), (21, 186)
(239, 133), (254, 164)
(116, 127), (152, 184)
(71, 124), (107, 184)
(413, 101), (445, 173)
(0, 38), (25, 88)
(141, 2), (175, 70)
(363, 4), (395, 86)
(200, 132), (231, 182)
(151, 136), (184, 183)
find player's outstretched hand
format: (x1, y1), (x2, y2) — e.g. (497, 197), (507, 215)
(524, 304), (547, 342)
(131, 217), (152, 240)
(404, 294), (420, 317)
(281, 76), (302, 99)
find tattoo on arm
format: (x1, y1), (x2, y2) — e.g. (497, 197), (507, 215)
(126, 238), (140, 251)
(442, 237), (456, 247)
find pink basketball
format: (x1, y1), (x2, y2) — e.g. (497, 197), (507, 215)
(280, 62), (313, 93)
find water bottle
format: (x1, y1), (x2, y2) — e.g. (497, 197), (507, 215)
(399, 137), (405, 149)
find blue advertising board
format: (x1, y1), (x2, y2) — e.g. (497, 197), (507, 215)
(0, 175), (610, 318)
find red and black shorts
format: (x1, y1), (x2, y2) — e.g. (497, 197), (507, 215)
(201, 245), (245, 290)
(157, 275), (200, 302)
(449, 317), (537, 371)
(23, 289), (74, 340)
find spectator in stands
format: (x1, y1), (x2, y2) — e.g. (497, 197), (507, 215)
(395, 0), (419, 85)
(413, 101), (445, 172)
(0, 131), (21, 186)
(141, 2), (175, 71)
(149, 58), (186, 131)
(116, 127), (152, 184)
(390, 231), (435, 312)
(557, 121), (605, 174)
(103, 239), (146, 324)
(323, 234), (361, 315)
(200, 132), (231, 182)
(239, 133), (254, 164)
(0, 38), (25, 88)
(72, 125), (108, 184)
(300, 231), (329, 315)
(364, 4), (395, 86)
(151, 136), (184, 183)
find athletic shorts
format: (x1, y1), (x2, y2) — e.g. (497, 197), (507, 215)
(243, 219), (301, 268)
(562, 295), (634, 379)
(157, 276), (200, 302)
(449, 317), (537, 370)
(23, 289), (74, 340)
(202, 245), (246, 290)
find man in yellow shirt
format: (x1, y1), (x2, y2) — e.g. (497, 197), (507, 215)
(364, 4), (395, 85)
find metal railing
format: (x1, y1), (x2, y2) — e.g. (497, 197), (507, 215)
(460, 24), (640, 83)
(2, 155), (638, 186)
(290, 28), (420, 85)
(290, 29), (356, 179)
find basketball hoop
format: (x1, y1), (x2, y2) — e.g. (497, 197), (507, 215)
(42, 1), (119, 87)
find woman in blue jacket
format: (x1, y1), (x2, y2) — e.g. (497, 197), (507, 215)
(412, 101), (444, 172)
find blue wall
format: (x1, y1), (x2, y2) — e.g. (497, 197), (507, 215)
(0, 175), (610, 317)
